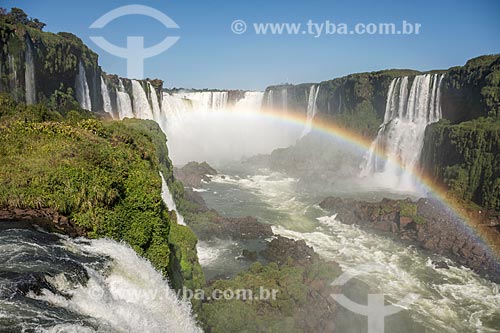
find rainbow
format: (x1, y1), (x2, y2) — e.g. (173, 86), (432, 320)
(237, 107), (500, 259)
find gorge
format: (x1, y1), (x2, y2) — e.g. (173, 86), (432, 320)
(1, 6), (500, 333)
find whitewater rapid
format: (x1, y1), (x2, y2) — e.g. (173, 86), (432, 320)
(201, 169), (500, 332)
(0, 225), (200, 332)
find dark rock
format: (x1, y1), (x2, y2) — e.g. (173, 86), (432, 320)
(241, 249), (258, 261)
(261, 235), (318, 266)
(432, 261), (450, 269)
(174, 161), (217, 187)
(319, 196), (500, 283)
(183, 188), (208, 212)
(0, 208), (86, 237)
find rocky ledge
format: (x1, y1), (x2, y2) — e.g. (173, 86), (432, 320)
(319, 196), (500, 282)
(0, 208), (86, 237)
(174, 161), (217, 188)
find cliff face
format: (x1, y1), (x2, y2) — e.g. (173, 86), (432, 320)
(0, 18), (164, 117)
(264, 56), (500, 212)
(420, 55), (500, 211)
(0, 22), (101, 108)
(421, 119), (500, 211)
(0, 14), (202, 292)
(264, 70), (422, 138)
(440, 55), (500, 123)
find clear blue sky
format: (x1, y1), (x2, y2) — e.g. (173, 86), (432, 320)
(3, 0), (500, 90)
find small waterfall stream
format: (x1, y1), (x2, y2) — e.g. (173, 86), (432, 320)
(116, 79), (134, 119)
(24, 39), (36, 105)
(75, 61), (92, 111)
(100, 76), (114, 117)
(160, 173), (186, 225)
(132, 80), (154, 120)
(148, 82), (162, 122)
(300, 85), (320, 138)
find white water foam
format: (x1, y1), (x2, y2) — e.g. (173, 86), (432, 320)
(160, 172), (186, 225)
(361, 74), (444, 190)
(32, 238), (201, 333)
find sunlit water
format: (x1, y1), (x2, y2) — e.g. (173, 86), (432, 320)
(196, 167), (500, 333)
(0, 222), (200, 333)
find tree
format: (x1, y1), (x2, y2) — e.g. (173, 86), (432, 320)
(27, 18), (46, 31)
(9, 7), (29, 25)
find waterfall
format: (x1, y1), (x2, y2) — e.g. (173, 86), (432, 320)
(132, 80), (154, 119)
(100, 76), (114, 117)
(160, 173), (186, 225)
(5, 228), (201, 332)
(75, 61), (92, 111)
(300, 85), (320, 137)
(116, 79), (134, 119)
(281, 88), (288, 111)
(266, 89), (274, 108)
(24, 40), (36, 105)
(234, 91), (264, 111)
(361, 74), (444, 187)
(173, 91), (228, 112)
(148, 82), (162, 122)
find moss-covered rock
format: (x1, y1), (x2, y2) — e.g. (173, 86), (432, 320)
(421, 118), (500, 211)
(0, 97), (204, 293)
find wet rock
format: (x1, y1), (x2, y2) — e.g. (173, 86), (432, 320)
(319, 196), (500, 283)
(241, 249), (258, 261)
(261, 235), (318, 266)
(432, 261), (450, 269)
(174, 161), (217, 187)
(0, 208), (85, 237)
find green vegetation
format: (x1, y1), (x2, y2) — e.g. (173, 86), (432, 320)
(398, 201), (425, 224)
(0, 95), (203, 292)
(422, 118), (500, 210)
(1, 8), (100, 108)
(442, 54), (500, 122)
(199, 260), (341, 333)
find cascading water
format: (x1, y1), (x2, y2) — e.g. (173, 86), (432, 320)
(300, 85), (320, 137)
(174, 91), (228, 112)
(24, 39), (36, 105)
(281, 88), (288, 111)
(160, 173), (186, 225)
(234, 91), (264, 111)
(132, 80), (154, 120)
(265, 89), (274, 108)
(100, 76), (114, 117)
(0, 224), (200, 332)
(115, 79), (134, 119)
(361, 74), (444, 189)
(148, 82), (162, 122)
(75, 61), (92, 111)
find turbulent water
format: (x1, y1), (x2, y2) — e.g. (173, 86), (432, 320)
(361, 74), (444, 189)
(196, 168), (500, 332)
(0, 222), (200, 332)
(75, 61), (92, 111)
